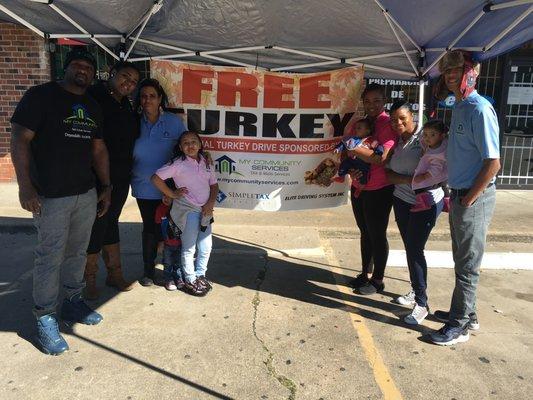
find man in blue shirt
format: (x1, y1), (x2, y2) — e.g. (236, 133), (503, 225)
(429, 50), (501, 346)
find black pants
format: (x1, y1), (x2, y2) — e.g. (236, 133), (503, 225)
(87, 181), (130, 254)
(136, 199), (163, 274)
(136, 198), (163, 239)
(350, 185), (394, 281)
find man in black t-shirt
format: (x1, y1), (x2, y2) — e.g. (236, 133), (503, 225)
(10, 49), (111, 356)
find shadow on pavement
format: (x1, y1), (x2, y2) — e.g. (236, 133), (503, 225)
(0, 217), (427, 370)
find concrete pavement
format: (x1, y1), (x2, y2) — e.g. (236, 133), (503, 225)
(1, 182), (532, 400)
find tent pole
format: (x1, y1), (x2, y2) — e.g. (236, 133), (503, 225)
(273, 46), (338, 61)
(373, 0), (421, 52)
(418, 80), (425, 125)
(347, 50), (417, 62)
(346, 61), (415, 77)
(201, 54), (259, 68)
(129, 52), (197, 62)
(423, 9), (485, 76)
(383, 13), (418, 75)
(426, 47), (483, 52)
(203, 46), (268, 55)
(488, 0), (533, 11)
(483, 5), (533, 50)
(124, 0), (163, 60)
(0, 4), (44, 37)
(48, 34), (123, 39)
(134, 38), (191, 52)
(48, 3), (119, 60)
(271, 60), (340, 72)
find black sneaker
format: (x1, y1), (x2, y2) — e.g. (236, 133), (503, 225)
(184, 279), (208, 297)
(348, 273), (369, 289)
(197, 276), (212, 291)
(355, 280), (384, 295)
(433, 310), (480, 330)
(139, 276), (154, 287)
(429, 323), (470, 346)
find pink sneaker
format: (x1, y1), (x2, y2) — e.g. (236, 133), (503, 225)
(165, 280), (177, 291)
(411, 192), (432, 212)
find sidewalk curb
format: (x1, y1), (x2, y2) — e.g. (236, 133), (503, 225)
(1, 219), (531, 244)
(318, 228), (533, 243)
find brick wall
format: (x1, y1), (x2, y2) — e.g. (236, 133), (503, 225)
(0, 22), (50, 182)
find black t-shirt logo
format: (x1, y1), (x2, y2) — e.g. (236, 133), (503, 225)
(63, 104), (98, 139)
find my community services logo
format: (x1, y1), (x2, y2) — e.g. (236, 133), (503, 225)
(214, 155), (243, 177)
(64, 104), (97, 126)
(63, 104), (98, 139)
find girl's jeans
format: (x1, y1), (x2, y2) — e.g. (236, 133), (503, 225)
(180, 211), (212, 283)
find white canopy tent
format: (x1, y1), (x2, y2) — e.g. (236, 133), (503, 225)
(1, 0), (532, 119)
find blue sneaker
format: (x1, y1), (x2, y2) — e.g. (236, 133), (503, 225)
(61, 294), (103, 325)
(36, 314), (69, 355)
(429, 323), (470, 346)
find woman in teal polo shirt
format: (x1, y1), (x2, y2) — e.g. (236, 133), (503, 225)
(131, 78), (186, 286)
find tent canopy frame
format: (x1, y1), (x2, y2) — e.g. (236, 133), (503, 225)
(2, 0), (533, 122)
(0, 0), (528, 78)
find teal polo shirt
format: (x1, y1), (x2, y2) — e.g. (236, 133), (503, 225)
(131, 111), (186, 199)
(447, 91), (500, 189)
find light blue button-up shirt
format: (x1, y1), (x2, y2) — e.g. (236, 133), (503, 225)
(447, 91), (500, 189)
(131, 111), (186, 199)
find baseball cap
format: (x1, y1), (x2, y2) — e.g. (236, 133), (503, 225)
(63, 48), (97, 71)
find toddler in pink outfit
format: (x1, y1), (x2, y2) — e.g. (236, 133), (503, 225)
(411, 120), (449, 212)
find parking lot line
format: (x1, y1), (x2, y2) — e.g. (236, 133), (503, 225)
(322, 238), (403, 400)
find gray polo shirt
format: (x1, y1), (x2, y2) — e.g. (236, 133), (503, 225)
(388, 128), (444, 204)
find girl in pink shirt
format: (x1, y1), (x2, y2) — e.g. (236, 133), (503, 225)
(151, 131), (219, 297)
(411, 120), (448, 212)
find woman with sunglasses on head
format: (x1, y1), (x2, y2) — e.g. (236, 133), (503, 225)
(131, 78), (187, 286)
(84, 61), (140, 299)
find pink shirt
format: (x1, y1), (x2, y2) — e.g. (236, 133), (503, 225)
(155, 155), (217, 207)
(412, 139), (448, 191)
(348, 112), (398, 191)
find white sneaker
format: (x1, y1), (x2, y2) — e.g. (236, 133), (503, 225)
(395, 290), (416, 306)
(404, 304), (428, 325)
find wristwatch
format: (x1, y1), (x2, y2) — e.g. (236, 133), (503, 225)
(100, 184), (113, 191)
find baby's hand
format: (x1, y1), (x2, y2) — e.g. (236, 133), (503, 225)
(348, 169), (363, 181)
(172, 187), (189, 198)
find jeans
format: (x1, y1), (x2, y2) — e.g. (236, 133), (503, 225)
(181, 211), (212, 283)
(33, 188), (97, 317)
(449, 185), (496, 327)
(163, 244), (183, 281)
(393, 196), (443, 307)
(350, 185), (394, 280)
